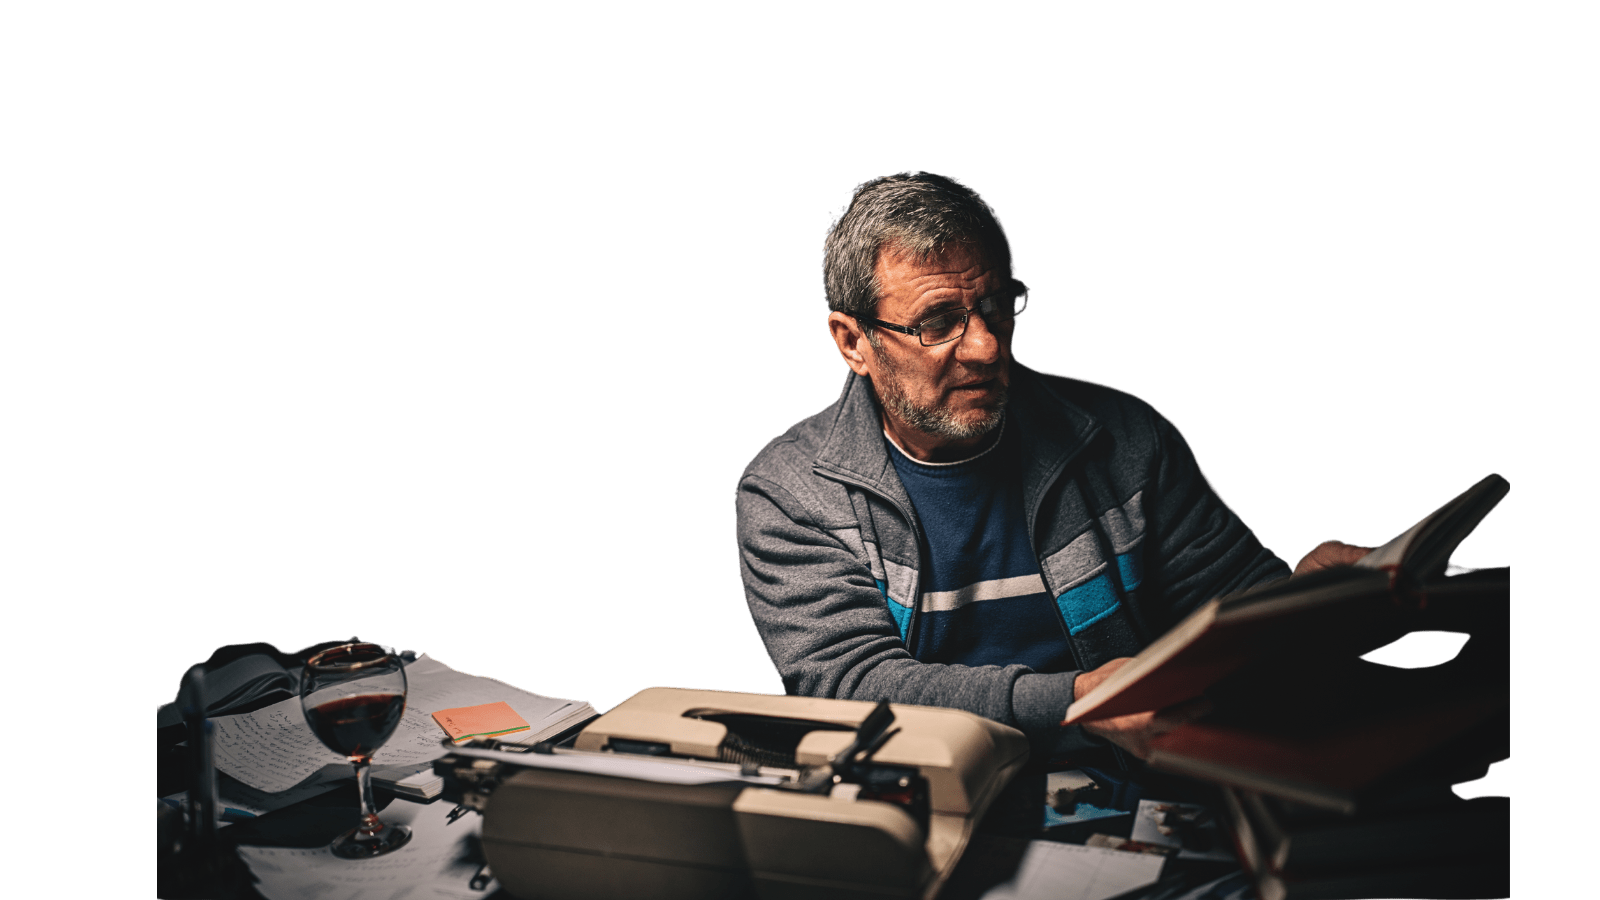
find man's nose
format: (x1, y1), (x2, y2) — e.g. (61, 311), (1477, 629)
(956, 309), (1004, 364)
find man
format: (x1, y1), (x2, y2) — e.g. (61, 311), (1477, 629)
(736, 173), (1362, 761)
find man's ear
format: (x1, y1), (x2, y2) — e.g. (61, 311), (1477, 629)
(828, 311), (873, 378)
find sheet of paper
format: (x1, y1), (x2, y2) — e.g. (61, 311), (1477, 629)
(236, 798), (495, 900)
(979, 841), (1164, 900)
(211, 655), (585, 793)
(209, 697), (352, 793)
(1129, 799), (1235, 861)
(1355, 518), (1422, 571)
(444, 743), (785, 786)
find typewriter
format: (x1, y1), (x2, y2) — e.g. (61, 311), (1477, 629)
(434, 687), (1030, 900)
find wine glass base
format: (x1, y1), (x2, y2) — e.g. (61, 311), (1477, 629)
(330, 821), (413, 859)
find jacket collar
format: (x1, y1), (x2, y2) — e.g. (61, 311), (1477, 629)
(812, 364), (1103, 514)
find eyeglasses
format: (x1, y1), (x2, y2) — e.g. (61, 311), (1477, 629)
(856, 287), (1028, 347)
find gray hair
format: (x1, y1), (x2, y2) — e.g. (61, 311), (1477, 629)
(823, 172), (1014, 324)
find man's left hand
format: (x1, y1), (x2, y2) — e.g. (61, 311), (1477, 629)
(1292, 540), (1373, 576)
(1074, 658), (1212, 760)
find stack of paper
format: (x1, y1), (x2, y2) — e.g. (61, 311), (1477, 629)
(208, 655), (595, 796)
(370, 762), (443, 800)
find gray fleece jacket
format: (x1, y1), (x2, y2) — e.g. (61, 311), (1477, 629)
(736, 364), (1289, 755)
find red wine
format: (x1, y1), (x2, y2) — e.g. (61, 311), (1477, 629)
(308, 693), (406, 760)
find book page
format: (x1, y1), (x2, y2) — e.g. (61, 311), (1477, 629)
(1355, 474), (1508, 575)
(211, 656), (587, 794)
(1354, 519), (1423, 571)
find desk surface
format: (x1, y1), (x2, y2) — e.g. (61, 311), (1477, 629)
(160, 756), (1239, 900)
(159, 659), (1235, 896)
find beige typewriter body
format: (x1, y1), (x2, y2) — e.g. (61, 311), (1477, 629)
(476, 687), (1030, 900)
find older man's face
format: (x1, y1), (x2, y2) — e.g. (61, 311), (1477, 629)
(864, 242), (1013, 450)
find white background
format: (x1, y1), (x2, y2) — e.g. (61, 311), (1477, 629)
(1030, 50), (1593, 890)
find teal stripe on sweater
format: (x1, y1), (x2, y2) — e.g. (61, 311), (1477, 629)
(1055, 550), (1141, 635)
(879, 579), (912, 639)
(1054, 571), (1119, 635)
(1116, 549), (1143, 592)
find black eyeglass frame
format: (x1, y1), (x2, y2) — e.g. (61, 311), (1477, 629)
(854, 284), (1029, 347)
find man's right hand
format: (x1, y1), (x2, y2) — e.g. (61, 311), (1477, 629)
(1072, 657), (1210, 760)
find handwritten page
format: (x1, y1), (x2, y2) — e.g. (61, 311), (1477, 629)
(236, 796), (494, 900)
(210, 698), (351, 793)
(211, 655), (587, 794)
(980, 841), (1164, 900)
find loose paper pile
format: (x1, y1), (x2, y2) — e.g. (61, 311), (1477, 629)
(209, 655), (594, 795)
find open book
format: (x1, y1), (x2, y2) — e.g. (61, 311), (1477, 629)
(1063, 474), (1509, 726)
(1138, 603), (1508, 812)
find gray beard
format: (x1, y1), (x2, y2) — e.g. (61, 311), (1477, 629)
(871, 336), (1007, 441)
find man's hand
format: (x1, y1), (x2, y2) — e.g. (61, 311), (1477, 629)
(1292, 540), (1373, 577)
(1072, 658), (1210, 760)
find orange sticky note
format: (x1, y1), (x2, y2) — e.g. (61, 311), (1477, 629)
(432, 701), (532, 745)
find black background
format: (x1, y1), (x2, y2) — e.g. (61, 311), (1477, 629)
(156, 84), (1036, 714)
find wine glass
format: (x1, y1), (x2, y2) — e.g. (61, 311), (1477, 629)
(300, 643), (413, 858)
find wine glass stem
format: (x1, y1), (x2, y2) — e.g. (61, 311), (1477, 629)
(353, 759), (382, 835)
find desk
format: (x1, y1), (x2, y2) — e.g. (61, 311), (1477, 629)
(152, 643), (1235, 896)
(160, 752), (1243, 900)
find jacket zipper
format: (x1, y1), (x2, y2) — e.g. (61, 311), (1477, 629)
(1023, 446), (1094, 672)
(822, 442), (1130, 770)
(1025, 446), (1138, 770)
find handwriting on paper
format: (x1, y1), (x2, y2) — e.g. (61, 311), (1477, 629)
(211, 655), (582, 794)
